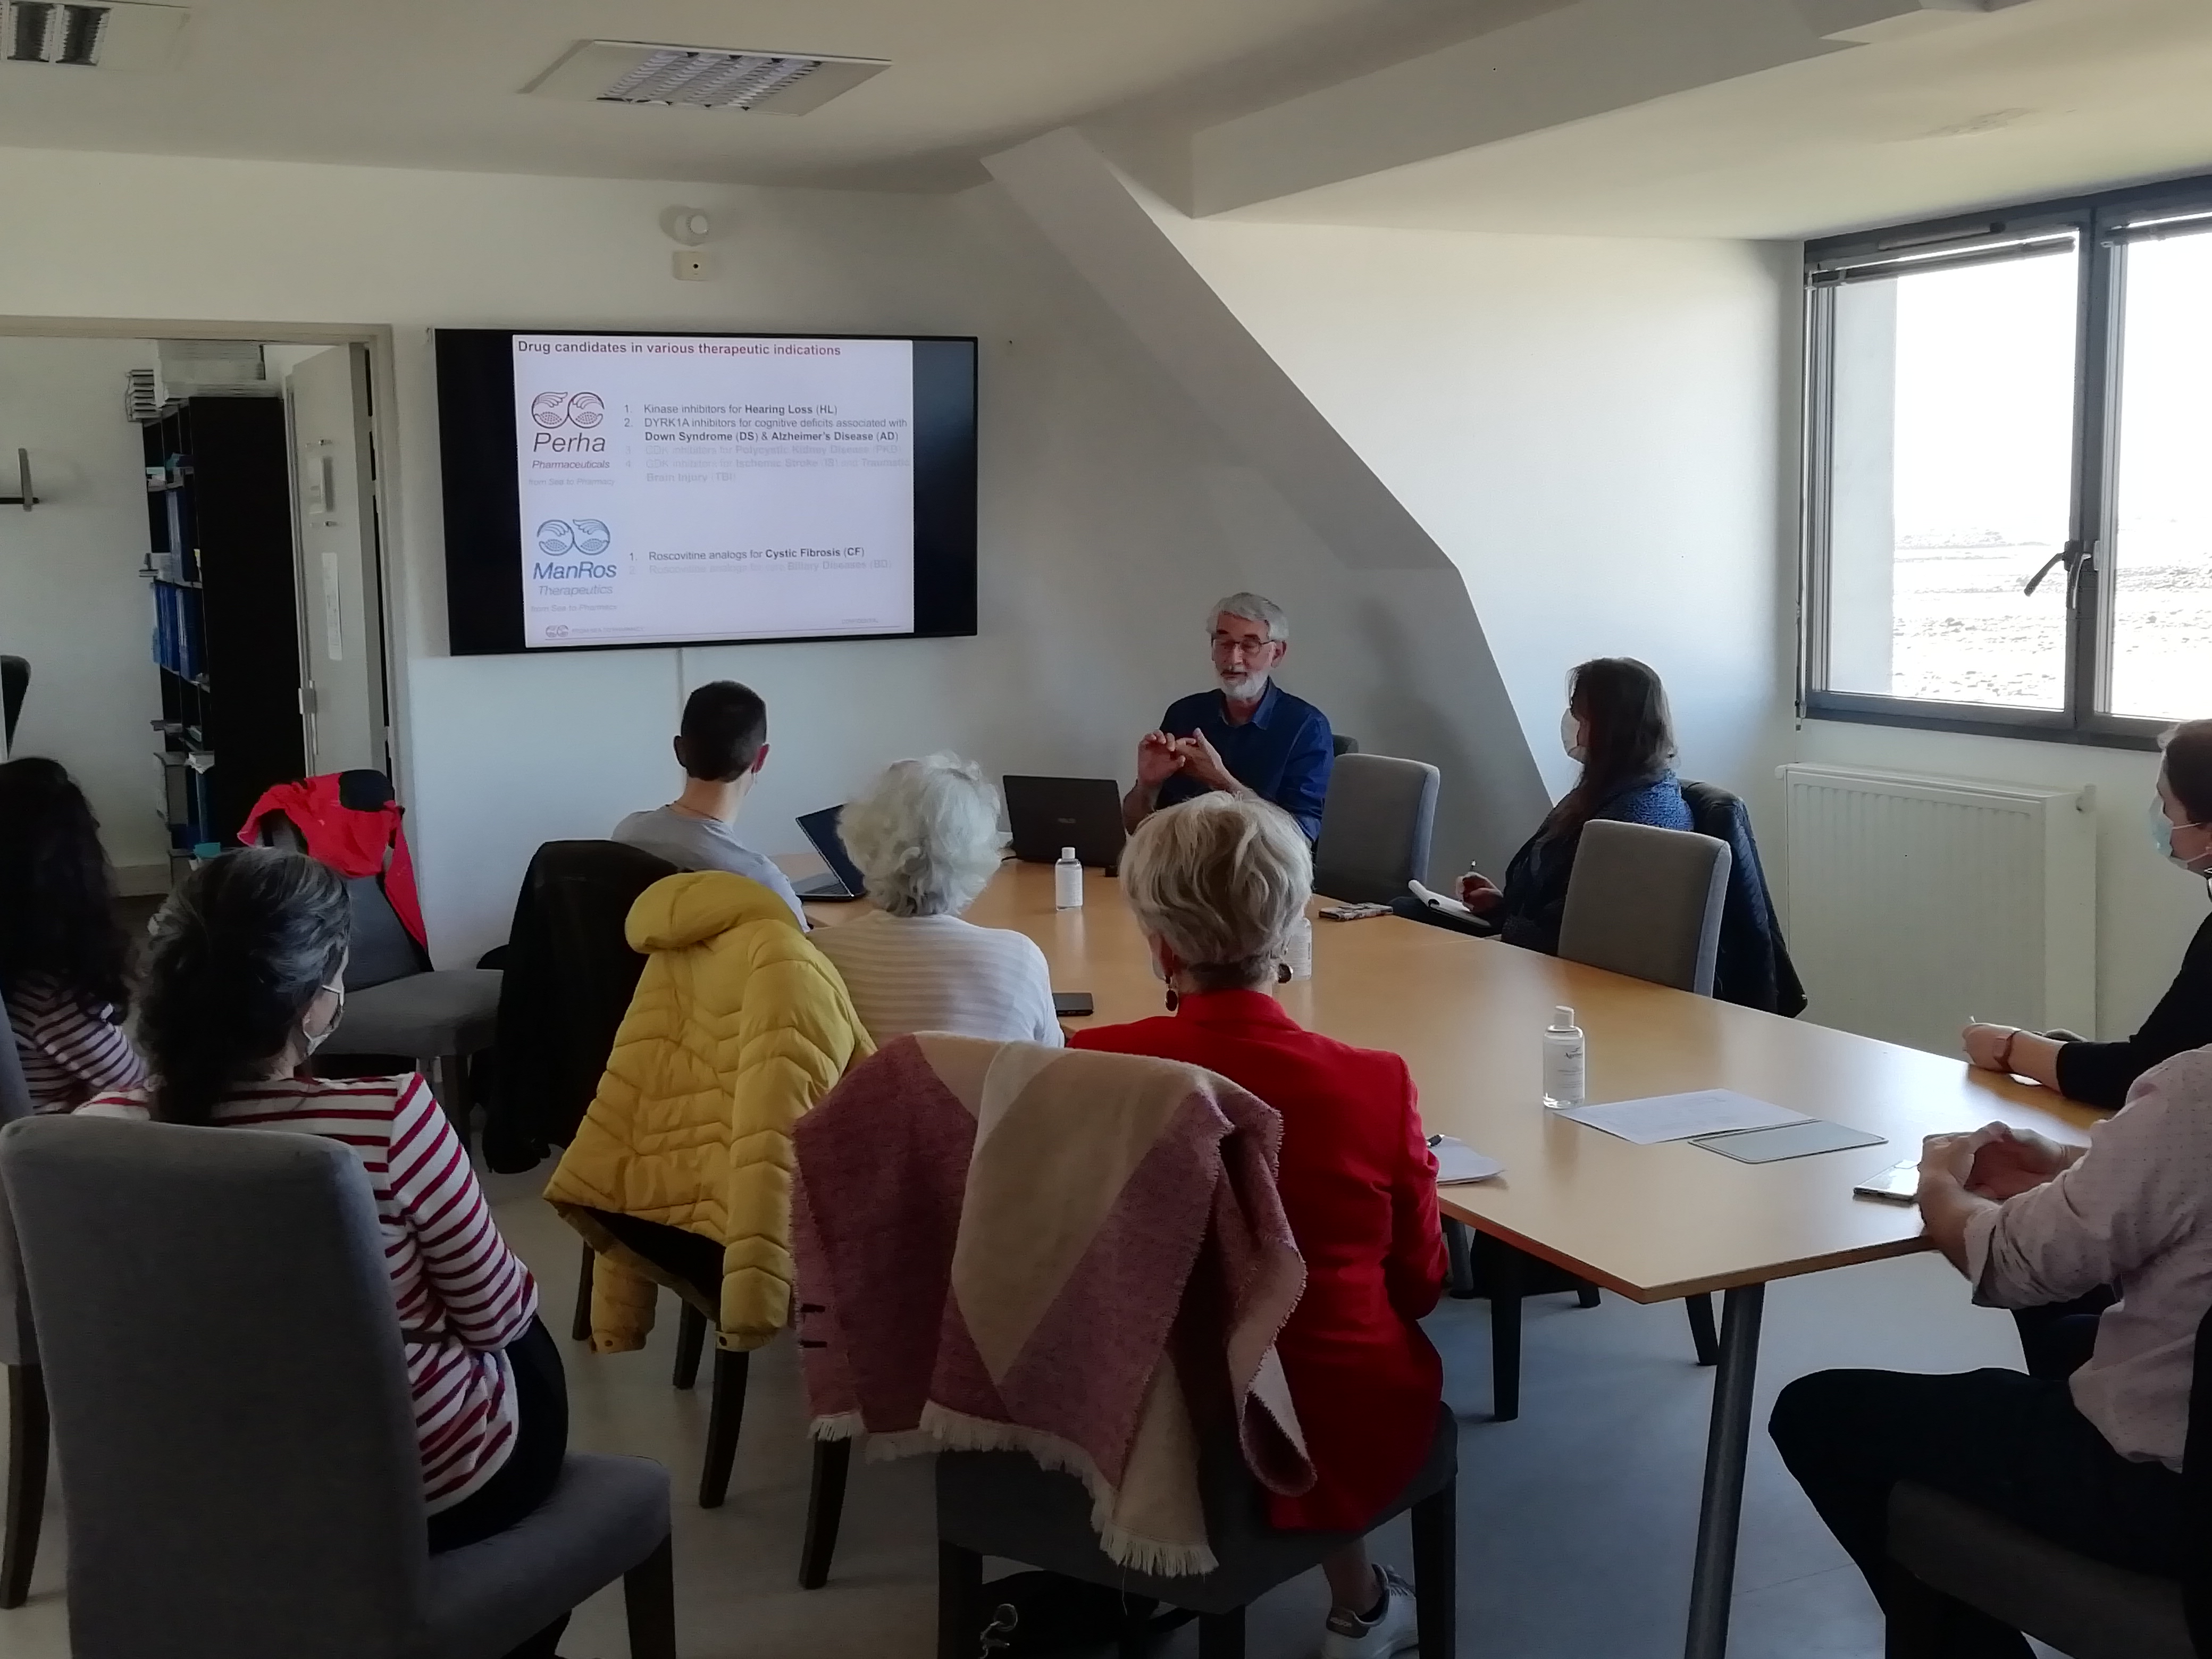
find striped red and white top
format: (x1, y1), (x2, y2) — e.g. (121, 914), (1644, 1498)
(6, 976), (148, 1111)
(80, 1072), (539, 1514)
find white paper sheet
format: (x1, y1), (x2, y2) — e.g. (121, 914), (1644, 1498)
(1429, 1135), (1504, 1184)
(1556, 1090), (1809, 1146)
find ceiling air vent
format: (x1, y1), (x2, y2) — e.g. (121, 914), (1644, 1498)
(526, 41), (888, 115)
(9, 2), (106, 62)
(0, 1), (183, 70)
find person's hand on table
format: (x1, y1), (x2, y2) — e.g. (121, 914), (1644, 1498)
(1134, 731), (1183, 789)
(1961, 1122), (2073, 1201)
(1457, 873), (1503, 913)
(1962, 1023), (2019, 1072)
(1171, 731), (1239, 794)
(1918, 1129), (1986, 1193)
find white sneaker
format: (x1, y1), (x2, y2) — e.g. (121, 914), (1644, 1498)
(1320, 1566), (1420, 1658)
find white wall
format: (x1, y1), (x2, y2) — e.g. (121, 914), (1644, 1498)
(0, 335), (171, 881)
(1147, 213), (1798, 854)
(0, 145), (1495, 961)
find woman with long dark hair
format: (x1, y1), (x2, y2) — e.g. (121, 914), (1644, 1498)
(78, 849), (570, 1645)
(1456, 657), (1693, 953)
(0, 757), (147, 1109)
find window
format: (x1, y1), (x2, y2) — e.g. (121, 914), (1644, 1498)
(1802, 175), (2212, 747)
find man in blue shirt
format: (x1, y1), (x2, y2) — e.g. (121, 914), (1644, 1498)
(1122, 592), (1335, 842)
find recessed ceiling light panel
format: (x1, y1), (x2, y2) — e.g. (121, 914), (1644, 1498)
(526, 40), (888, 115)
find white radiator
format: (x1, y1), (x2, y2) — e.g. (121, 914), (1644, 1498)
(1779, 764), (2096, 1056)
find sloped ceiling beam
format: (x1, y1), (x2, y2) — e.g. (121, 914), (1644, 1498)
(1192, 0), (2039, 216)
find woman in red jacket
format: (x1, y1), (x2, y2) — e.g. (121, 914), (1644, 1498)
(1072, 794), (1446, 1659)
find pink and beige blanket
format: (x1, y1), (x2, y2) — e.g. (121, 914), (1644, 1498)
(792, 1034), (1312, 1576)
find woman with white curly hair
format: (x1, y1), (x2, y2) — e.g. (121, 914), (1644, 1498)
(811, 754), (1061, 1046)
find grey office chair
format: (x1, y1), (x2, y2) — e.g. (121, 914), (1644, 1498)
(1556, 819), (1731, 999)
(0, 1114), (677, 1659)
(1312, 752), (1440, 906)
(0, 988), (45, 1610)
(1460, 819), (1735, 1410)
(1881, 1297), (2212, 1659)
(938, 1407), (1457, 1659)
(257, 799), (501, 1136)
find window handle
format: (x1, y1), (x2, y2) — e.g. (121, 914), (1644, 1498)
(2023, 538), (2091, 599)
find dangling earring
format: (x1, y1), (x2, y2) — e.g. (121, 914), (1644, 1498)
(1276, 962), (1292, 984)
(1164, 987), (1179, 1012)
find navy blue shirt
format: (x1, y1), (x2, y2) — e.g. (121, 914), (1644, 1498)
(1154, 682), (1335, 842)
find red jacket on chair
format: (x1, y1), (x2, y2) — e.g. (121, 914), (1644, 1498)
(1073, 989), (1447, 1531)
(237, 771), (427, 952)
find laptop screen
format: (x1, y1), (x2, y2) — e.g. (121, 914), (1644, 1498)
(796, 806), (868, 898)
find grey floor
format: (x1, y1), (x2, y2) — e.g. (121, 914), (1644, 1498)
(2, 1159), (2060, 1659)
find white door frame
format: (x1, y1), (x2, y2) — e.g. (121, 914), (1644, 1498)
(0, 315), (408, 801)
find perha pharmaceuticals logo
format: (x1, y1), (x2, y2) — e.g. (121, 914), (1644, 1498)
(530, 392), (604, 429)
(530, 391), (606, 453)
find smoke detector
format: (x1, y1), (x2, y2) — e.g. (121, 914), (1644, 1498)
(526, 40), (888, 114)
(1, 1), (186, 70)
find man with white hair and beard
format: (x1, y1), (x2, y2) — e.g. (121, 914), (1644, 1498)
(1122, 592), (1335, 842)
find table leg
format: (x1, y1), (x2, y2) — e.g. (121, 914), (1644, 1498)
(1683, 1282), (1765, 1659)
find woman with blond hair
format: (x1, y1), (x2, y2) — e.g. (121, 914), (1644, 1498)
(1072, 794), (1445, 1659)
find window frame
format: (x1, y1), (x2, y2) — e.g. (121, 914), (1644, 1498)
(1799, 171), (2212, 752)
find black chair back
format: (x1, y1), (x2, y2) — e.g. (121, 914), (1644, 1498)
(0, 657), (24, 750)
(484, 840), (678, 1169)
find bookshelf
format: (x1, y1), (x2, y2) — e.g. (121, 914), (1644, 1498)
(142, 397), (304, 859)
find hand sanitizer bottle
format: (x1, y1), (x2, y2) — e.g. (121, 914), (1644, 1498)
(1054, 847), (1083, 910)
(1542, 1006), (1585, 1110)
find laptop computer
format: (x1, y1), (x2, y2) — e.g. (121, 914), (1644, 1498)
(1002, 775), (1126, 873)
(790, 805), (868, 902)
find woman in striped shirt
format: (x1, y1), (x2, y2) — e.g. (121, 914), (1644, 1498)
(0, 758), (149, 1109)
(78, 849), (564, 1648)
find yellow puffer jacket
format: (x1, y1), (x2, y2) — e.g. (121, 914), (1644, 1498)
(544, 871), (873, 1353)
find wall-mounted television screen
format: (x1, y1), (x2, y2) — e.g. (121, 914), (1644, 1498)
(434, 329), (977, 655)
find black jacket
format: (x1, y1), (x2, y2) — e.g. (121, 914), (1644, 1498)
(2056, 913), (2212, 1110)
(1681, 781), (1806, 1018)
(482, 839), (678, 1172)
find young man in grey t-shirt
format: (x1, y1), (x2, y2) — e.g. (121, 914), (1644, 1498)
(612, 679), (807, 928)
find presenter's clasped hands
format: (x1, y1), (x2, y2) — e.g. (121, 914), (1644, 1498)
(1169, 730), (1242, 797)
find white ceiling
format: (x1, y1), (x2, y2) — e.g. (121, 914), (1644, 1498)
(0, 0), (2202, 242)
(1210, 0), (2212, 240)
(0, 0), (1557, 191)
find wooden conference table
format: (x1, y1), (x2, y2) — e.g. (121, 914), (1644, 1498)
(802, 862), (2101, 1659)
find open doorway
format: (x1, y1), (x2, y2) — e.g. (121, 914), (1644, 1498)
(0, 329), (395, 896)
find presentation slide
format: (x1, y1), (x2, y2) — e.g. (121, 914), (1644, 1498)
(510, 333), (915, 648)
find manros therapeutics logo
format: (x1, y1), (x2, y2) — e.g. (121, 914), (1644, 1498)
(529, 391), (607, 453)
(533, 519), (616, 582)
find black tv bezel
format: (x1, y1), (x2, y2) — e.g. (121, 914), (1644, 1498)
(435, 328), (978, 657)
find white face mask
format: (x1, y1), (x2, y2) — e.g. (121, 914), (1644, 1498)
(2152, 797), (2212, 875)
(1560, 708), (1587, 764)
(300, 981), (345, 1056)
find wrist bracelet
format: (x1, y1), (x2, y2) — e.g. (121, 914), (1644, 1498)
(1996, 1028), (2018, 1073)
